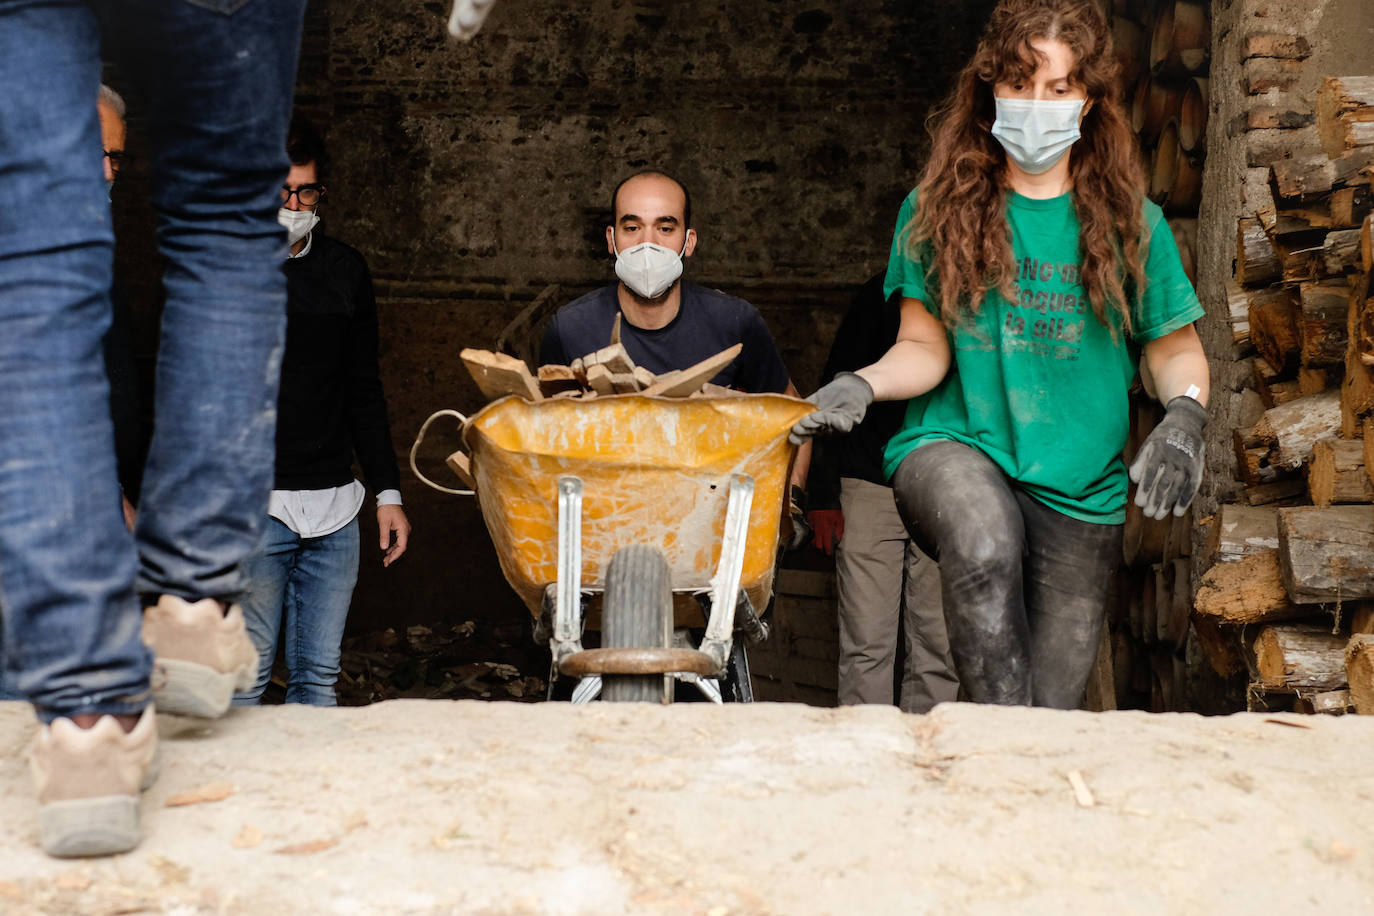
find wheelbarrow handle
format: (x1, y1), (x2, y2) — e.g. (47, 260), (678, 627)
(410, 409), (475, 496)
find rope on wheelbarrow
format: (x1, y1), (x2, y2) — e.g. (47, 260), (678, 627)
(410, 409), (475, 496)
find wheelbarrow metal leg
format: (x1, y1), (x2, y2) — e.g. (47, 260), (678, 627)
(552, 475), (585, 666)
(700, 474), (754, 670)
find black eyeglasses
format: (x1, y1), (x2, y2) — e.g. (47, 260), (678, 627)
(281, 183), (325, 207)
(104, 150), (132, 175)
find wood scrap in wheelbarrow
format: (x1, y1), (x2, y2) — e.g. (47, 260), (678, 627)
(460, 341), (744, 404)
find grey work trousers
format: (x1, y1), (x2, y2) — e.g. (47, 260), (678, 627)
(836, 477), (958, 713)
(890, 440), (1122, 709)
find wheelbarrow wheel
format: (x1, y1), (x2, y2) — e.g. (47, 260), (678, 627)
(600, 544), (674, 703)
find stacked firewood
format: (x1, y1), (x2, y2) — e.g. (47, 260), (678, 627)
(1196, 71), (1374, 714)
(1104, 0), (1212, 712)
(459, 340), (743, 403)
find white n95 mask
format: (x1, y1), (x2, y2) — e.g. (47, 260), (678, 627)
(277, 207), (319, 246)
(991, 98), (1085, 175)
(613, 231), (687, 300)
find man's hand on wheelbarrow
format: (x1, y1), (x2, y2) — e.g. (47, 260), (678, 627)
(789, 372), (874, 445)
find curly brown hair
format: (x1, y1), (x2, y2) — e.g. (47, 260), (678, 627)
(907, 0), (1148, 336)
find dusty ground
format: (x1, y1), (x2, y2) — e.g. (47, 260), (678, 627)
(1, 700), (1372, 915)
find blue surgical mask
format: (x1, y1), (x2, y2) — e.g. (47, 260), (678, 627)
(991, 98), (1085, 175)
(106, 179), (114, 201)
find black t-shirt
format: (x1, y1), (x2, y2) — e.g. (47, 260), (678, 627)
(540, 282), (791, 394)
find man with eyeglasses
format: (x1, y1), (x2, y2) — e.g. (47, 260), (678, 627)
(232, 116), (410, 708)
(97, 84), (142, 529)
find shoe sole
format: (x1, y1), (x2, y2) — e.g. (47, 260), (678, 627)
(39, 795), (139, 857)
(155, 658), (254, 718)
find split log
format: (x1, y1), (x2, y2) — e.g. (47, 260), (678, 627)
(1204, 504), (1278, 565)
(1343, 307), (1374, 436)
(1254, 625), (1349, 691)
(1132, 76), (1181, 142)
(1251, 389), (1342, 471)
(1111, 16), (1144, 90)
(1194, 549), (1306, 624)
(1165, 556), (1192, 646)
(1316, 76), (1374, 160)
(1302, 689), (1354, 714)
(1299, 280), (1350, 367)
(1149, 1), (1209, 77)
(1271, 148), (1374, 201)
(1277, 505), (1374, 603)
(1322, 229), (1363, 277)
(1123, 498), (1169, 566)
(1352, 602), (1374, 635)
(460, 348), (543, 402)
(1191, 613), (1245, 677)
(1237, 218), (1281, 286)
(1309, 438), (1374, 506)
(1153, 562), (1172, 645)
(1242, 479), (1306, 506)
(1347, 633), (1374, 714)
(1298, 367), (1331, 396)
(1246, 286), (1298, 371)
(581, 342), (637, 376)
(1226, 280), (1252, 350)
(583, 364), (616, 396)
(1149, 125), (1179, 204)
(1363, 213), (1373, 273)
(1330, 186), (1372, 229)
(1178, 77), (1208, 153)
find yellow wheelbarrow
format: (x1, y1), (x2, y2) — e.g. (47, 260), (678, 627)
(413, 392), (813, 703)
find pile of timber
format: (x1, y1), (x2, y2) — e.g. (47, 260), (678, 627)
(1114, 0), (1209, 285)
(1106, 0), (1212, 712)
(1201, 70), (1374, 714)
(460, 339), (743, 403)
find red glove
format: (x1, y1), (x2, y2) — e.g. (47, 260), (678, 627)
(807, 509), (844, 555)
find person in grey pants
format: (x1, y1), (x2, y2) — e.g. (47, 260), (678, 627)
(806, 274), (957, 713)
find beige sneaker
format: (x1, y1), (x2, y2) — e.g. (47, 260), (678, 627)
(142, 596), (257, 718)
(30, 705), (159, 857)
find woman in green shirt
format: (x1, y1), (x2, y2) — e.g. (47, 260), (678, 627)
(792, 0), (1209, 708)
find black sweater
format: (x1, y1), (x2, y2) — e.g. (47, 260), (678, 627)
(275, 233), (400, 494)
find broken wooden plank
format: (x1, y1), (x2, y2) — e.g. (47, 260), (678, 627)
(1278, 505), (1374, 603)
(641, 344), (743, 397)
(444, 450), (477, 491)
(584, 363), (616, 396)
(460, 348), (543, 402)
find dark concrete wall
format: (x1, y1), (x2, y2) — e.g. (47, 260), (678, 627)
(113, 0), (998, 631)
(301, 0), (998, 630)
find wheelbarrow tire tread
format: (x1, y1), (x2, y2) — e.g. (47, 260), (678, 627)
(601, 544), (673, 703)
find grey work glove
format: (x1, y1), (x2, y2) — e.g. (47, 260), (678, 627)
(1128, 395), (1207, 520)
(789, 372), (875, 445)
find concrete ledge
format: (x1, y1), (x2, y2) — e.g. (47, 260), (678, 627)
(2, 700), (1372, 914)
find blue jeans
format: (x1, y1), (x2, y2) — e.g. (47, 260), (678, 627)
(0, 0), (305, 721)
(233, 517), (360, 707)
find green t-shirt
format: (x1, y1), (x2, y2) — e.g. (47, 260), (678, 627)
(880, 189), (1204, 525)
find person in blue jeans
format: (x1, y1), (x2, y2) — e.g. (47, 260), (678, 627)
(0, 0), (305, 857)
(233, 118), (411, 708)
